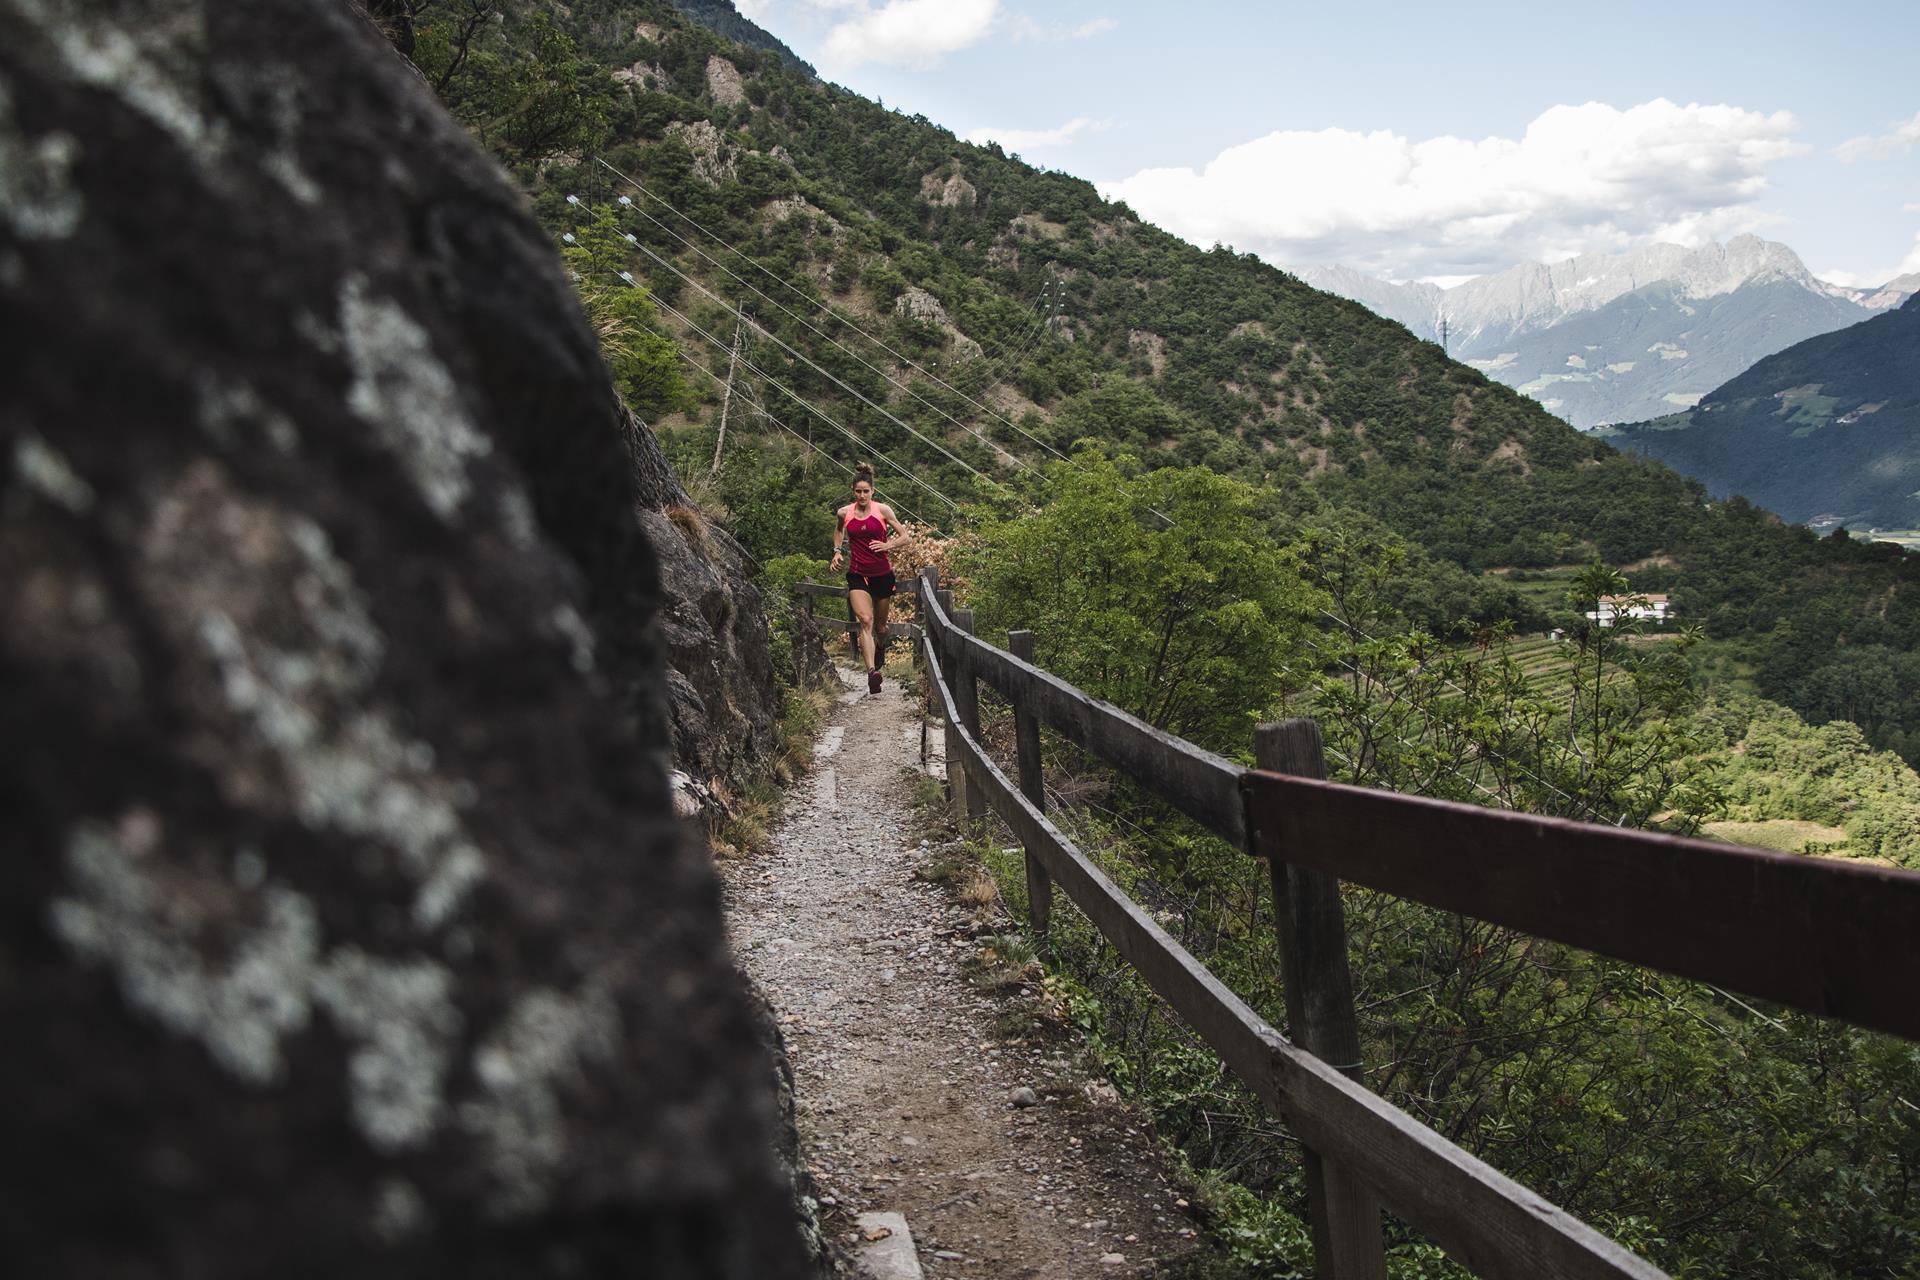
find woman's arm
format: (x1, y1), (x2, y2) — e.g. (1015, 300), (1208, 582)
(878, 504), (904, 551)
(829, 507), (847, 570)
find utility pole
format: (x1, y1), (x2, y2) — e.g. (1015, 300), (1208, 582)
(1438, 315), (1450, 355)
(710, 305), (743, 478)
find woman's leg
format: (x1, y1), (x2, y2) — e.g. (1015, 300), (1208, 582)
(848, 587), (877, 671)
(872, 594), (892, 666)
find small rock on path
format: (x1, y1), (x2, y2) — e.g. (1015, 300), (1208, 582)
(723, 664), (1198, 1278)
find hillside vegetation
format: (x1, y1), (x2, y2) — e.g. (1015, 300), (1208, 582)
(373, 5), (1920, 1275)
(391, 0), (1920, 765)
(1610, 293), (1920, 530)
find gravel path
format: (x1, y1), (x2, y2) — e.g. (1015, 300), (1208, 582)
(722, 664), (1201, 1279)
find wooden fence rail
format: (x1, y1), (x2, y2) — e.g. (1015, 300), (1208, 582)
(1243, 775), (1920, 1040)
(795, 580), (924, 642)
(915, 566), (1920, 1280)
(795, 579), (919, 599)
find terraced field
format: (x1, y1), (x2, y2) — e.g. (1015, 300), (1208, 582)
(1702, 819), (1849, 855)
(1502, 633), (1591, 700)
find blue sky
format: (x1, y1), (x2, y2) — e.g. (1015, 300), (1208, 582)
(734, 0), (1920, 286)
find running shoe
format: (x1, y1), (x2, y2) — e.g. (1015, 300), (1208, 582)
(868, 668), (882, 694)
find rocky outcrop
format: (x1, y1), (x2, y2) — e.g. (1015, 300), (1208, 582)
(639, 502), (778, 800)
(667, 119), (738, 187)
(609, 403), (781, 811)
(920, 169), (977, 209)
(895, 285), (954, 327)
(0, 2), (806, 1276)
(706, 53), (747, 107)
(611, 59), (668, 88)
(895, 287), (982, 361)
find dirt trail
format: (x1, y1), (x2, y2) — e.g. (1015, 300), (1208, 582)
(722, 663), (1200, 1279)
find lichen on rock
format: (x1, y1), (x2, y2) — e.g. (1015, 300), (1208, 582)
(1, 2), (811, 1274)
(338, 275), (493, 521)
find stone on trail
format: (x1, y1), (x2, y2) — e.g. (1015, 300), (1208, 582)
(1010, 1086), (1040, 1109)
(853, 1211), (924, 1280)
(0, 3), (809, 1277)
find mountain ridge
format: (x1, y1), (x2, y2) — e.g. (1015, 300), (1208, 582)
(1608, 291), (1920, 528)
(1298, 237), (1902, 428)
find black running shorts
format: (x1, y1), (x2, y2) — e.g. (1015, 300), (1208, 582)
(846, 571), (897, 600)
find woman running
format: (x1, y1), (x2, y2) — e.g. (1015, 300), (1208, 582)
(830, 463), (905, 694)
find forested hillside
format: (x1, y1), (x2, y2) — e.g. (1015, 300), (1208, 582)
(366, 0), (1920, 765)
(367, 4), (1920, 1277)
(1611, 293), (1920, 529)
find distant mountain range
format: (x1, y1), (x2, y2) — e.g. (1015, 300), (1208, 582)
(1297, 237), (1914, 429)
(1604, 293), (1920, 530)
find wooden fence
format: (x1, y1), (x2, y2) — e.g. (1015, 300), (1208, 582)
(913, 566), (1920, 1280)
(795, 578), (923, 641)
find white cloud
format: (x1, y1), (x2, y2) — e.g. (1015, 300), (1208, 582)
(1903, 202), (1920, 214)
(818, 0), (999, 70)
(1097, 99), (1806, 280)
(965, 116), (1110, 152)
(1818, 231), (1920, 289)
(1833, 110), (1920, 162)
(1005, 15), (1118, 42)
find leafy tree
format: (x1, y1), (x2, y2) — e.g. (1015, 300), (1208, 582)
(560, 204), (691, 419)
(402, 4), (613, 163)
(956, 455), (1308, 752)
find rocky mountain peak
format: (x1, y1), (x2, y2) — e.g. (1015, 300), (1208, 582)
(1298, 237), (1875, 428)
(1437, 237), (1822, 341)
(1862, 273), (1920, 310)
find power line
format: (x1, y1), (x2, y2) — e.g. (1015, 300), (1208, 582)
(595, 154), (1063, 451)
(644, 284), (964, 521)
(666, 343), (942, 533)
(947, 276), (1059, 394)
(579, 164), (1180, 529)
(625, 235), (1006, 491)
(651, 287), (955, 517)
(593, 156), (1072, 465)
(612, 178), (1044, 476)
(966, 286), (1067, 402)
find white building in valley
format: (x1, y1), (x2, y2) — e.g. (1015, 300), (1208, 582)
(1587, 593), (1672, 627)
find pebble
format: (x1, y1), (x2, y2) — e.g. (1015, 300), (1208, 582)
(1098, 1253), (1127, 1266)
(1009, 1086), (1039, 1108)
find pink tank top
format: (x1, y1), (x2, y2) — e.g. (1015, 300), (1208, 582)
(843, 507), (890, 576)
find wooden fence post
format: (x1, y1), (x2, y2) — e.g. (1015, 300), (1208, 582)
(1007, 630), (1051, 939)
(1254, 719), (1385, 1280)
(950, 608), (988, 825)
(925, 587), (960, 821)
(918, 571), (936, 772)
